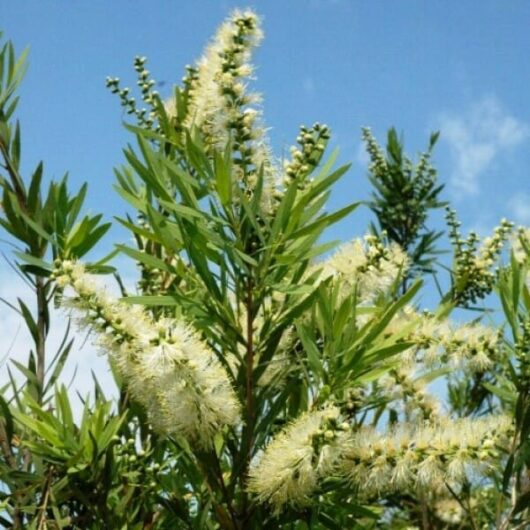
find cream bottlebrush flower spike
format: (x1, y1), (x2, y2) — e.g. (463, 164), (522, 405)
(373, 309), (502, 418)
(434, 498), (466, 526)
(247, 406), (349, 514)
(387, 308), (503, 373)
(53, 260), (240, 447)
(183, 9), (263, 140)
(315, 235), (410, 302)
(342, 415), (512, 496)
(175, 9), (276, 208)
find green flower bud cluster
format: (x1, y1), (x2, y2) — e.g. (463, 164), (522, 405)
(138, 264), (166, 296)
(357, 233), (392, 274)
(342, 387), (367, 415)
(362, 127), (387, 176)
(512, 226), (530, 263)
(310, 413), (350, 458)
(112, 436), (161, 489)
(283, 123), (330, 190)
(105, 77), (138, 116)
(133, 55), (158, 128)
(447, 208), (513, 306)
(114, 436), (140, 465)
(515, 315), (530, 380)
(182, 64), (199, 93)
(105, 55), (159, 130)
(230, 108), (262, 168)
(415, 150), (437, 189)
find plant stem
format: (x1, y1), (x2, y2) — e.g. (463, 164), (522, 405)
(35, 276), (47, 402)
(245, 276), (255, 435)
(212, 451), (239, 530)
(238, 274), (255, 525)
(36, 466), (54, 530)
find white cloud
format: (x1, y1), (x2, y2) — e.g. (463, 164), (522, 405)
(508, 193), (530, 225)
(439, 96), (528, 195)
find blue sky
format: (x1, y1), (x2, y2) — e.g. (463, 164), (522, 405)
(1, 1), (530, 399)
(3, 0), (530, 244)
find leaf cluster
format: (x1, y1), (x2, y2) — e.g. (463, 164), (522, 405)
(363, 127), (446, 284)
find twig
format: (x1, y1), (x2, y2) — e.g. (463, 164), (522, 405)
(36, 465), (54, 530)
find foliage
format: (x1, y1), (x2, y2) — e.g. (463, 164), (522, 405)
(0, 12), (529, 530)
(362, 126), (445, 287)
(445, 207), (513, 307)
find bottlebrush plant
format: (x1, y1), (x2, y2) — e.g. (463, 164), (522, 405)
(0, 11), (529, 530)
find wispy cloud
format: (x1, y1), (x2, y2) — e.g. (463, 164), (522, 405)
(508, 193), (530, 225)
(438, 96), (528, 195)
